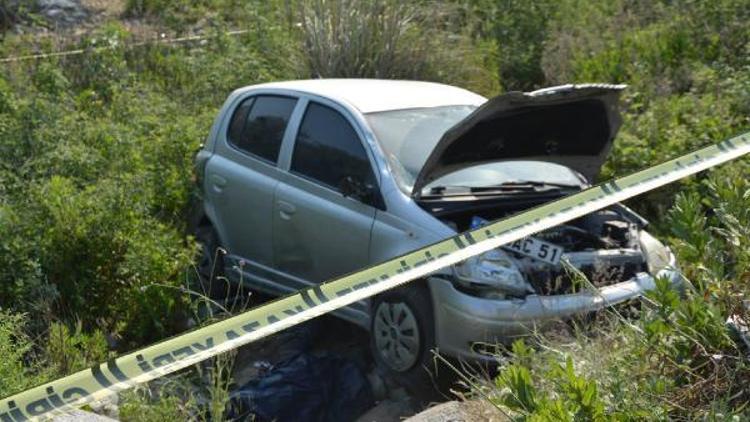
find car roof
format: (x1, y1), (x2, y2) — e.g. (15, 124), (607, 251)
(242, 79), (487, 113)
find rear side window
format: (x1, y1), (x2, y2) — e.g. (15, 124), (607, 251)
(291, 102), (375, 192)
(227, 95), (297, 163)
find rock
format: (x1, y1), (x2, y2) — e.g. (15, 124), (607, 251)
(51, 409), (117, 422)
(405, 400), (509, 422)
(87, 393), (119, 420)
(405, 401), (469, 422)
(36, 0), (87, 25)
(356, 398), (416, 422)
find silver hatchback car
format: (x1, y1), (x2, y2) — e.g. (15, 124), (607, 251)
(194, 79), (682, 384)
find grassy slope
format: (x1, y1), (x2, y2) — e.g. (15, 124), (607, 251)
(1, 0), (749, 418)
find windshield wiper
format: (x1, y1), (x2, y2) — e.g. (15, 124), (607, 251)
(483, 181), (581, 189)
(423, 181), (580, 197)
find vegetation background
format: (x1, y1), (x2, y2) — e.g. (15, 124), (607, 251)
(0, 0), (748, 419)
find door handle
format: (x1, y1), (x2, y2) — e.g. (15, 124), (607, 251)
(210, 174), (227, 193)
(210, 174), (227, 187)
(277, 200), (296, 219)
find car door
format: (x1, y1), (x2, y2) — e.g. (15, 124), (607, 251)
(273, 100), (381, 288)
(205, 94), (298, 268)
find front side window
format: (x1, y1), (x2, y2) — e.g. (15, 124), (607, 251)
(227, 95), (297, 163)
(291, 102), (376, 194)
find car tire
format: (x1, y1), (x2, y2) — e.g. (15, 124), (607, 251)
(195, 225), (228, 299)
(370, 282), (448, 400)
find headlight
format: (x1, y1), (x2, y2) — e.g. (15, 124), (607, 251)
(639, 231), (672, 273)
(453, 249), (534, 297)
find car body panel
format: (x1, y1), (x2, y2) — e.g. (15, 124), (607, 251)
(204, 151), (281, 266)
(428, 248), (681, 361)
(202, 93), (303, 265)
(224, 253), (371, 326)
(272, 172), (377, 283)
(239, 79), (486, 113)
(413, 84), (626, 195)
(272, 93), (384, 284)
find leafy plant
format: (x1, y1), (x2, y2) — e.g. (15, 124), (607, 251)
(485, 172), (750, 419)
(45, 321), (110, 376)
(0, 311), (42, 397)
(0, 0), (34, 32)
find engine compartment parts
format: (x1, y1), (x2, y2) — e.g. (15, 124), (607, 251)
(446, 206), (647, 298)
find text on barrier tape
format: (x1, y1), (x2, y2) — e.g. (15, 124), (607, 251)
(2, 132), (750, 421)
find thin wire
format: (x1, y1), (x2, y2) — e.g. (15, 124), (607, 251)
(0, 29), (248, 63)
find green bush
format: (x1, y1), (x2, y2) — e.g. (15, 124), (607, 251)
(0, 15), (302, 347)
(0, 312), (109, 398)
(484, 175), (750, 419)
(0, 311), (42, 397)
(2, 0), (749, 416)
(119, 394), (195, 422)
(45, 321), (110, 377)
(462, 0), (557, 91)
(0, 0), (34, 32)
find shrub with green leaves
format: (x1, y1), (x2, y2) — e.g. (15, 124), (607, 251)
(0, 0), (35, 32)
(0, 311), (42, 398)
(0, 312), (110, 398)
(482, 176), (750, 419)
(0, 14), (303, 348)
(2, 0), (750, 417)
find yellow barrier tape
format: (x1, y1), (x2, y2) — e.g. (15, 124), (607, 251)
(2, 132), (749, 421)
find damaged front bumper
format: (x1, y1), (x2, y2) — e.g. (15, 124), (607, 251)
(429, 250), (683, 362)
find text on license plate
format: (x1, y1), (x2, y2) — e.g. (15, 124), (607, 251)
(502, 237), (563, 265)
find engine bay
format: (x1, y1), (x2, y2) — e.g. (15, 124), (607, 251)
(419, 193), (649, 296)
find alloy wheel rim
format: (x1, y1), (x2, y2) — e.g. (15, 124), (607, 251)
(374, 301), (420, 372)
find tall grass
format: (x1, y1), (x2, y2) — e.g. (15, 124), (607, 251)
(299, 0), (499, 95)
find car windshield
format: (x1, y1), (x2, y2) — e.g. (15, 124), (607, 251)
(366, 106), (585, 194)
(366, 105), (475, 191)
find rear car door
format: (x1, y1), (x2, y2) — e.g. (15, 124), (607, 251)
(205, 94), (298, 268)
(273, 101), (381, 287)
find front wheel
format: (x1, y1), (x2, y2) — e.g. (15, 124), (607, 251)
(370, 283), (444, 398)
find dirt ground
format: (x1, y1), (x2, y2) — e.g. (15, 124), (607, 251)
(227, 304), (511, 421)
(230, 313), (423, 421)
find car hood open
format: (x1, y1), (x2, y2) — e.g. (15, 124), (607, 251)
(411, 84), (626, 197)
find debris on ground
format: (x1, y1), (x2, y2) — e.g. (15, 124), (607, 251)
(228, 317), (377, 421)
(228, 352), (374, 422)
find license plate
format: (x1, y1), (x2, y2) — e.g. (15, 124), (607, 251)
(502, 236), (563, 265)
(470, 216), (563, 265)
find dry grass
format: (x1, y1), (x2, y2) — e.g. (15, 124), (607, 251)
(298, 0), (499, 95)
